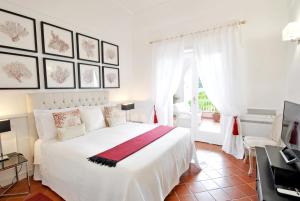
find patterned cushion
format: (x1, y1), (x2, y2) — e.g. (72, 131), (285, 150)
(103, 106), (126, 127)
(53, 109), (82, 128)
(57, 123), (86, 141)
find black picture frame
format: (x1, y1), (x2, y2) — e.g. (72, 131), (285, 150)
(76, 33), (100, 63)
(0, 51), (40, 90)
(0, 8), (38, 52)
(41, 22), (74, 59)
(102, 66), (120, 88)
(43, 58), (76, 89)
(101, 41), (119, 66)
(78, 63), (101, 89)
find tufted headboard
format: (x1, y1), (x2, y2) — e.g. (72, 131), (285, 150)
(27, 91), (109, 111)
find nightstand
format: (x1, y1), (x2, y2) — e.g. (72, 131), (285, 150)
(0, 152), (30, 198)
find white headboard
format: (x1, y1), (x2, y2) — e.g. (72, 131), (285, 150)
(27, 91), (109, 111)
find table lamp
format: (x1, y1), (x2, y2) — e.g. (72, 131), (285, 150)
(121, 103), (135, 121)
(0, 119), (11, 162)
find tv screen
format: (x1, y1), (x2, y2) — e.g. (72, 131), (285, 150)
(281, 101), (300, 150)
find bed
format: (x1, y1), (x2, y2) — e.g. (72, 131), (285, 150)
(28, 92), (195, 201)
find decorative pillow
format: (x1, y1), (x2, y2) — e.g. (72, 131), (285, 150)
(57, 123), (86, 141)
(53, 109), (81, 128)
(103, 106), (126, 127)
(34, 108), (77, 140)
(80, 107), (106, 132)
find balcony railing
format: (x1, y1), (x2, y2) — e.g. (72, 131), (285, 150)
(198, 91), (217, 112)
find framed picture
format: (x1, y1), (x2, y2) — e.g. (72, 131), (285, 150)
(101, 41), (119, 66)
(41, 22), (74, 58)
(78, 63), (100, 89)
(0, 9), (37, 52)
(102, 66), (120, 88)
(76, 33), (100, 63)
(43, 58), (75, 89)
(0, 51), (39, 89)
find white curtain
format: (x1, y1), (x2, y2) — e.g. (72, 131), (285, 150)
(152, 38), (185, 125)
(192, 23), (247, 159)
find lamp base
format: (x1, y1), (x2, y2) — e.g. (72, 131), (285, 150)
(0, 155), (9, 162)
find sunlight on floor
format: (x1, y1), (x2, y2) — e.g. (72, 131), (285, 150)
(198, 119), (220, 133)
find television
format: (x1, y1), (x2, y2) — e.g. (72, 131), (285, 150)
(280, 101), (300, 164)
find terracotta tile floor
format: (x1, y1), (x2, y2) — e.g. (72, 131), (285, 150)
(0, 142), (257, 201)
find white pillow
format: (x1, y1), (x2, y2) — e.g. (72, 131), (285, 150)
(80, 107), (106, 132)
(34, 108), (76, 140)
(57, 123), (86, 141)
(105, 109), (126, 127)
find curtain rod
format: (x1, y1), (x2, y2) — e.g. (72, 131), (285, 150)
(149, 20), (246, 45)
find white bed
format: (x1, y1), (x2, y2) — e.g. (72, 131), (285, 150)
(28, 92), (195, 201)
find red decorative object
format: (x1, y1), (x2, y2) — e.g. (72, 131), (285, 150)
(232, 116), (239, 136)
(88, 126), (175, 167)
(26, 193), (52, 201)
(289, 121), (298, 145)
(154, 105), (158, 124)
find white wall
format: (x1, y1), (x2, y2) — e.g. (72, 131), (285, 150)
(132, 0), (290, 112)
(286, 0), (300, 103)
(0, 0), (134, 117)
(0, 0), (134, 185)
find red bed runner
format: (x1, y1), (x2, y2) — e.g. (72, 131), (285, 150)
(88, 125), (176, 167)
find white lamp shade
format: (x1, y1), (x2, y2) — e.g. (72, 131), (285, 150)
(282, 21), (300, 41)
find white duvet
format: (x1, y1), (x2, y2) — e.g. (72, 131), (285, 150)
(36, 123), (194, 201)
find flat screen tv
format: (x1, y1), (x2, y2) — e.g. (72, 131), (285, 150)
(280, 101), (300, 164)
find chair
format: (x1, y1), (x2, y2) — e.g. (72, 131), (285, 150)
(173, 102), (202, 128)
(243, 114), (283, 175)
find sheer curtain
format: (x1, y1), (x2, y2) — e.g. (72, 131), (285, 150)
(192, 23), (247, 159)
(152, 38), (185, 125)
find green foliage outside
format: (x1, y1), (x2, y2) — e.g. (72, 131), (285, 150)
(188, 91), (217, 112)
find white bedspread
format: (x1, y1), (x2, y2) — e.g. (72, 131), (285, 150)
(36, 123), (194, 201)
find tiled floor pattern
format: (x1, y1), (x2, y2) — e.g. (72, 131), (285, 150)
(0, 142), (257, 201)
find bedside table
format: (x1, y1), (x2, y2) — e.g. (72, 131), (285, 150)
(0, 152), (31, 198)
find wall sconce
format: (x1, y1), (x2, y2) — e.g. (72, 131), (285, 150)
(282, 21), (300, 43)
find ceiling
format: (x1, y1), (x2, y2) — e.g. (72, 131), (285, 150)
(114, 0), (172, 14)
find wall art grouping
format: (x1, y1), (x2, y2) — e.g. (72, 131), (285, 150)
(0, 8), (120, 90)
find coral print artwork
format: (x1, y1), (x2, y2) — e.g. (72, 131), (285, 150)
(41, 22), (74, 58)
(0, 9), (37, 52)
(0, 52), (39, 89)
(101, 41), (119, 66)
(76, 33), (100, 63)
(44, 58), (75, 89)
(2, 62), (32, 83)
(48, 31), (70, 53)
(0, 21), (29, 42)
(102, 66), (119, 88)
(78, 63), (100, 89)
